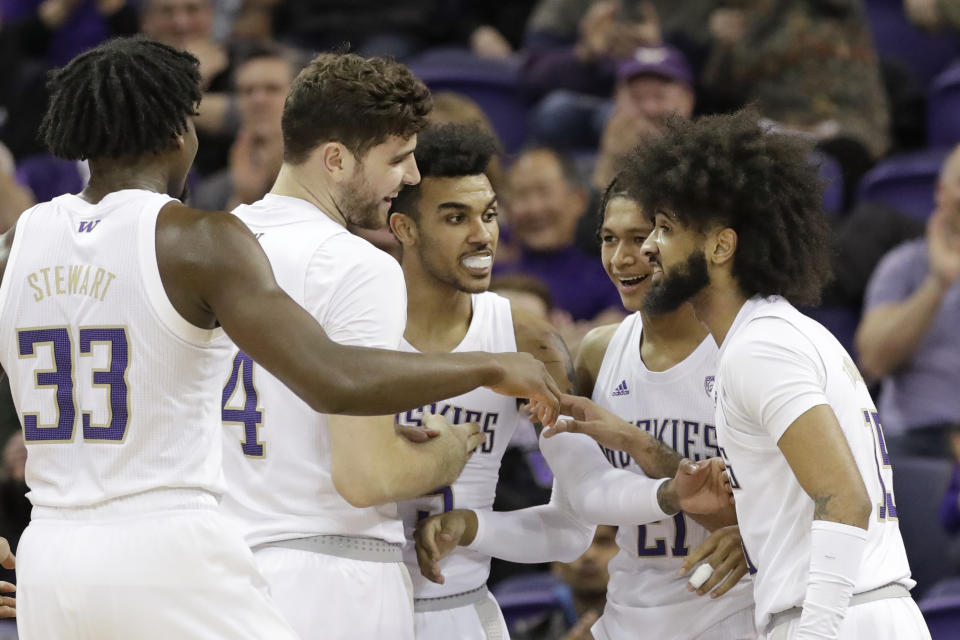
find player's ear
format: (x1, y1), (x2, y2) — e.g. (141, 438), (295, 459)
(389, 211), (418, 246)
(313, 142), (352, 182)
(710, 227), (737, 267)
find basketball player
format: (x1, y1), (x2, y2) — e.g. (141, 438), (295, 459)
(0, 37), (558, 639)
(626, 111), (930, 639)
(424, 175), (757, 639)
(218, 56), (557, 640)
(385, 121), (594, 639)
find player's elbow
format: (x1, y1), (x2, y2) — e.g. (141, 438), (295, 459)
(554, 523), (596, 562)
(305, 377), (363, 415)
(331, 462), (387, 508)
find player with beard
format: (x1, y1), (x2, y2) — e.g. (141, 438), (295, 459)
(217, 55), (559, 640)
(399, 125), (739, 640)
(516, 175), (757, 640)
(624, 111), (929, 639)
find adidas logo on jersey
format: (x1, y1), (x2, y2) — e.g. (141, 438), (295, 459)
(611, 380), (630, 397)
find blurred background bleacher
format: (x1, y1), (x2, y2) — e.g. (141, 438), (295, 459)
(0, 0), (958, 636)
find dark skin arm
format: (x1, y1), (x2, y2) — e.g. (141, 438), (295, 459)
(512, 306), (578, 435)
(151, 203), (560, 419)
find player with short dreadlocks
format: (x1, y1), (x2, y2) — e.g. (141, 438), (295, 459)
(0, 36), (560, 639)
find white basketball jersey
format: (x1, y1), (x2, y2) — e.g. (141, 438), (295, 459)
(591, 312), (754, 639)
(396, 292), (529, 598)
(0, 190), (228, 508)
(715, 296), (913, 632)
(219, 194), (407, 547)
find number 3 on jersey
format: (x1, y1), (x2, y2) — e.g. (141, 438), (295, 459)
(222, 351), (264, 457)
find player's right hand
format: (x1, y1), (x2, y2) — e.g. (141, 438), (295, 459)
(485, 352), (560, 427)
(672, 457), (734, 514)
(414, 509), (479, 584)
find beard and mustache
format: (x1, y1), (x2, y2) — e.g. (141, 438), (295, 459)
(643, 250), (710, 315)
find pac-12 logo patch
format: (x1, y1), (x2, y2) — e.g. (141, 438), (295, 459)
(704, 375), (715, 399)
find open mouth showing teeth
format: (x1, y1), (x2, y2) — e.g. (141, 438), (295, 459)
(619, 275), (648, 286)
(462, 255), (493, 269)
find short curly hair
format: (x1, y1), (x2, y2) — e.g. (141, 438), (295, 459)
(282, 53), (432, 164)
(390, 121), (499, 221)
(621, 110), (833, 306)
(39, 36), (201, 161)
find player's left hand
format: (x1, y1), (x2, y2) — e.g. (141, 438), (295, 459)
(678, 525), (748, 598)
(541, 394), (637, 452)
(413, 509), (478, 584)
(395, 423), (440, 444)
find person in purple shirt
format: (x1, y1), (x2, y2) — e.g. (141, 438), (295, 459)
(856, 144), (960, 458)
(496, 147), (623, 323)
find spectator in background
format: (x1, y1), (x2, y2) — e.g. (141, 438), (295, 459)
(905, 0), (960, 33)
(0, 142), (33, 231)
(490, 273), (554, 323)
(0, 0), (137, 66)
(590, 44), (694, 190)
(512, 525), (617, 640)
(497, 147), (623, 328)
(856, 144), (960, 458)
(701, 0), (890, 170)
(191, 45), (294, 211)
(141, 0), (237, 176)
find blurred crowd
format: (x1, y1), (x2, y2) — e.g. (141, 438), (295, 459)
(0, 0), (958, 637)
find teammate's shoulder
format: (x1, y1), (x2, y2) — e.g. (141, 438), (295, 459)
(510, 303), (560, 343)
(579, 321), (621, 360)
(319, 233), (403, 280)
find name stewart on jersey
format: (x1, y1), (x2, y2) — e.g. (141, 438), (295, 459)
(398, 403), (500, 455)
(26, 264), (118, 303)
(601, 418), (720, 468)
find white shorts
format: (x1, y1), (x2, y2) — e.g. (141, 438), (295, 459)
(592, 602), (757, 640)
(413, 590), (510, 640)
(765, 597), (931, 640)
(254, 545), (415, 640)
(16, 499), (298, 640)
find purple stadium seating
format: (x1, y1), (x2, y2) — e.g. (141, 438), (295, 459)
(407, 51), (529, 154)
(492, 572), (572, 631)
(929, 62), (960, 148)
(920, 584), (960, 639)
(892, 456), (955, 600)
(857, 148), (951, 221)
(865, 0), (959, 83)
(811, 150), (845, 216)
(799, 305), (861, 358)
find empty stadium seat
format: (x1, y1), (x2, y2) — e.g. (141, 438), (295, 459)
(929, 62), (960, 148)
(892, 456), (956, 600)
(407, 51), (529, 153)
(857, 148), (950, 221)
(864, 0), (959, 83)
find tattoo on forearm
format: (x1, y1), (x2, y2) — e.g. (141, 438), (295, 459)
(813, 495), (834, 519)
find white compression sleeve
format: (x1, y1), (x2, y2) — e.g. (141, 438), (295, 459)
(538, 429), (671, 526)
(793, 520), (868, 639)
(466, 479), (595, 563)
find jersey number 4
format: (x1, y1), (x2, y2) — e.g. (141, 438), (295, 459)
(222, 351), (264, 457)
(17, 327), (129, 443)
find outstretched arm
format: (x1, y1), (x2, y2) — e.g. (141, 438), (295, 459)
(414, 479), (595, 583)
(155, 204), (559, 420)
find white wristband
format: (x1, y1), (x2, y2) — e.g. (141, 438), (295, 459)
(794, 520), (867, 640)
